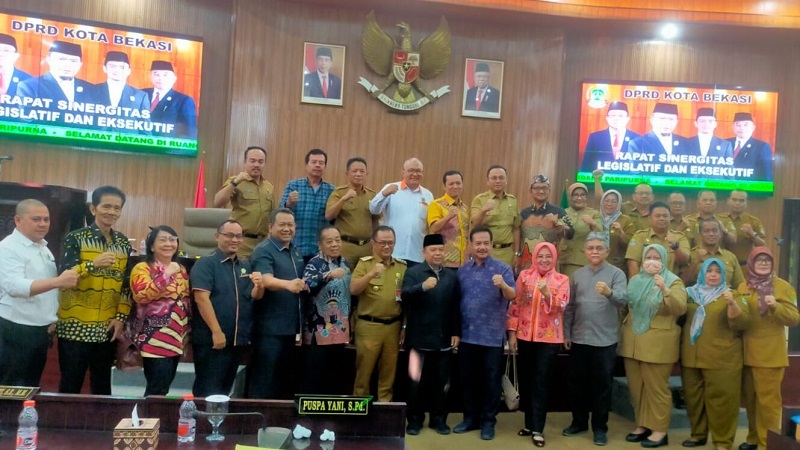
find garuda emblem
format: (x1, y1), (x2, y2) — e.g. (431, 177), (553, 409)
(358, 11), (451, 112)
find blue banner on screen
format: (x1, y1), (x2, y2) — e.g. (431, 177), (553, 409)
(577, 81), (777, 194)
(0, 10), (202, 156)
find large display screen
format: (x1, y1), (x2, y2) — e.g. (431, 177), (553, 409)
(576, 81), (778, 194)
(0, 10), (202, 156)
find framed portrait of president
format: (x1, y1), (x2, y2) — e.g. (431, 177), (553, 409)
(462, 58), (504, 119)
(301, 42), (345, 106)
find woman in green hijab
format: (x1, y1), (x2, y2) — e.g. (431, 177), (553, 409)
(618, 244), (687, 448)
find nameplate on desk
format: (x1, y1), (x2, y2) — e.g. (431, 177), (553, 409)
(0, 386), (38, 400)
(295, 394), (372, 416)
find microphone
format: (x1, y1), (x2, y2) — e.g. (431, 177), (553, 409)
(0, 155), (13, 161)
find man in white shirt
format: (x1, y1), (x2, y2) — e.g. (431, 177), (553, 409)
(369, 158), (434, 265)
(684, 108), (732, 160)
(628, 102), (686, 158)
(0, 199), (79, 387)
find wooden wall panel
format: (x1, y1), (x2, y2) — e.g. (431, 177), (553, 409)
(0, 0), (233, 242)
(557, 34), (798, 255)
(225, 0), (566, 208)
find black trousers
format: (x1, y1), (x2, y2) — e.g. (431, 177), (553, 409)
(407, 348), (451, 426)
(58, 338), (115, 394)
(0, 317), (50, 387)
(568, 342), (618, 433)
(193, 344), (249, 397)
(459, 342), (504, 426)
(248, 334), (295, 399)
(517, 340), (560, 433)
(300, 342), (349, 395)
(142, 355), (181, 396)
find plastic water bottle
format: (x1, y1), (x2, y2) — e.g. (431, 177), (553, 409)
(177, 394), (197, 443)
(16, 400), (38, 450)
(139, 238), (147, 257)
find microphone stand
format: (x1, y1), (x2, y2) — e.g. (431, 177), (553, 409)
(0, 155), (13, 182)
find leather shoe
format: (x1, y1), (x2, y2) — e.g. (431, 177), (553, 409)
(641, 435), (669, 448)
(406, 422), (422, 436)
(738, 444), (758, 450)
(594, 431), (608, 446)
(430, 421), (451, 435)
(453, 420), (479, 434)
(626, 430), (652, 442)
(562, 425), (589, 436)
(480, 423), (495, 440)
(682, 438), (707, 447)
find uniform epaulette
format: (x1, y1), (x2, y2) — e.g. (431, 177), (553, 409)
(394, 258), (407, 265)
(360, 256), (374, 261)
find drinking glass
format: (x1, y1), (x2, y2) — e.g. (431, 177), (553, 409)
(205, 394), (230, 442)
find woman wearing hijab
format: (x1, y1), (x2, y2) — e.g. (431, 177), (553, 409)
(507, 242), (570, 447)
(619, 244), (687, 448)
(738, 247), (799, 450)
(559, 183), (602, 279)
(600, 189), (635, 276)
(680, 258), (750, 450)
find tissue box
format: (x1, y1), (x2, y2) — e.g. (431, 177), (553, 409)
(113, 418), (160, 450)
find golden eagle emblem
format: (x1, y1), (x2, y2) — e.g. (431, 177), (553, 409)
(358, 11), (452, 112)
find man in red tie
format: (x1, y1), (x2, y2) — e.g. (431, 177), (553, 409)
(143, 60), (198, 139)
(727, 112), (773, 181)
(465, 62), (500, 113)
(0, 33), (32, 98)
(303, 47), (341, 100)
(580, 101), (640, 172)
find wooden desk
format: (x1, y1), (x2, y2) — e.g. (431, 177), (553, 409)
(768, 430), (800, 450)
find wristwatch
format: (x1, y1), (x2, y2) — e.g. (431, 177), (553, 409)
(670, 241), (679, 250)
(230, 179), (239, 187)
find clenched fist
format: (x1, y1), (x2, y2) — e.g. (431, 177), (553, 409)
(423, 277), (438, 291)
(382, 184), (399, 197)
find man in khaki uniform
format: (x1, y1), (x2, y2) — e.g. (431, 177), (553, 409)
(679, 218), (745, 288)
(678, 190), (736, 249)
(718, 190), (767, 267)
(626, 202), (689, 276)
(738, 248), (800, 450)
(470, 165), (521, 268)
(667, 192), (687, 230)
(213, 146), (275, 259)
(621, 183), (653, 233)
(325, 157), (379, 270)
(351, 225), (407, 402)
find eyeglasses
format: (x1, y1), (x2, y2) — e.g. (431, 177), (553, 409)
(156, 236), (179, 243)
(373, 240), (395, 248)
(219, 232), (244, 240)
(754, 258), (771, 264)
(531, 186), (549, 192)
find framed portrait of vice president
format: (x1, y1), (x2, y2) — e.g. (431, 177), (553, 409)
(301, 42), (345, 106)
(462, 58), (504, 119)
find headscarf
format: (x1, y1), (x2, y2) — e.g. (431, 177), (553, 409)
(687, 258), (729, 345)
(600, 189), (623, 231)
(627, 244), (680, 334)
(528, 241), (559, 313)
(746, 246), (774, 316)
(567, 183), (588, 210)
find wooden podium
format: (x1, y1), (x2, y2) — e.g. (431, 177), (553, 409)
(0, 181), (87, 264)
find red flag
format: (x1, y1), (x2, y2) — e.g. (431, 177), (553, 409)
(193, 155), (206, 208)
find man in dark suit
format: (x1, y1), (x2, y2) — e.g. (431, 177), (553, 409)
(728, 112), (773, 181)
(682, 108), (733, 159)
(93, 51), (149, 111)
(302, 47), (342, 100)
(580, 101), (640, 172)
(628, 102), (686, 158)
(144, 60), (198, 139)
(464, 63), (500, 113)
(0, 33), (32, 98)
(16, 41), (94, 110)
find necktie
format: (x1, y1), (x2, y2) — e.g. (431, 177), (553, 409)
(612, 133), (621, 159)
(322, 76), (328, 98)
(150, 92), (160, 112)
(733, 140), (742, 159)
(475, 88), (484, 110)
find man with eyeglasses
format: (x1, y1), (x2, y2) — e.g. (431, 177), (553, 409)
(190, 219), (264, 397)
(678, 218), (745, 288)
(718, 190), (766, 268)
(580, 101), (640, 172)
(667, 192), (687, 230)
(0, 199), (79, 387)
(519, 174), (573, 271)
(679, 190), (737, 249)
(214, 145), (275, 259)
(351, 225), (407, 402)
(57, 185), (131, 394)
(621, 183), (654, 233)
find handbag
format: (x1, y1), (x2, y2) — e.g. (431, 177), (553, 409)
(115, 310), (144, 371)
(501, 353), (520, 411)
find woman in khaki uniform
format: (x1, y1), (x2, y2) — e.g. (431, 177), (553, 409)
(620, 244), (687, 448)
(681, 258), (750, 450)
(600, 189), (635, 277)
(738, 247), (800, 450)
(559, 183), (602, 279)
